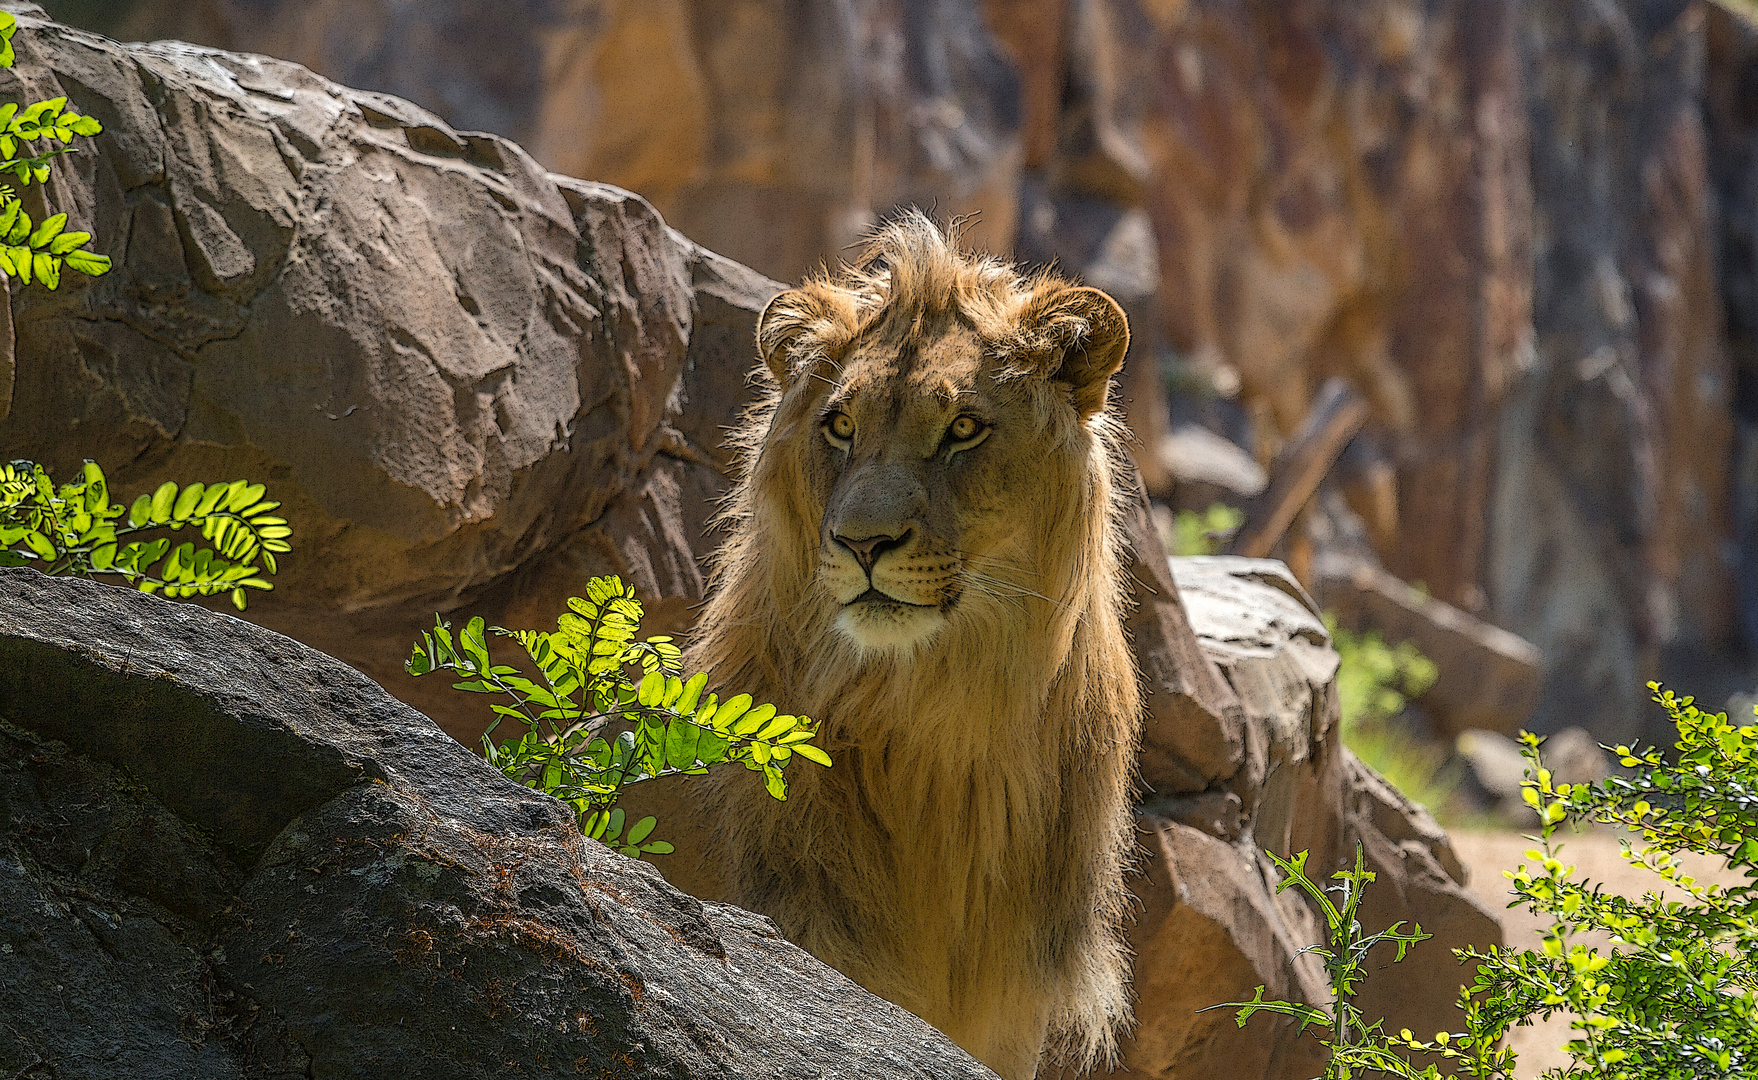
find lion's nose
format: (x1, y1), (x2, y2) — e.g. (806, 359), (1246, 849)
(834, 529), (911, 573)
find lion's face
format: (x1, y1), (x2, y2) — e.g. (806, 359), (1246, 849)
(806, 322), (1037, 651)
(753, 269), (1129, 658)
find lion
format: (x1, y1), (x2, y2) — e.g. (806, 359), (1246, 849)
(684, 212), (1141, 1080)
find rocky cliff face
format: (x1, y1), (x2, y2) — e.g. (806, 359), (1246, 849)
(95, 0), (1758, 739)
(0, 8), (1495, 1078)
(1708, 4), (1758, 674)
(1499, 0), (1733, 742)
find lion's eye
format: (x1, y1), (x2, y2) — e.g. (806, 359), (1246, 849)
(947, 415), (985, 443)
(824, 411), (856, 445)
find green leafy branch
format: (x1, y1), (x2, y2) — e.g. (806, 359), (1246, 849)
(0, 11), (111, 288)
(1211, 683), (1758, 1080)
(407, 575), (831, 859)
(1205, 845), (1441, 1079)
(0, 459), (291, 609)
(1437, 692), (1758, 1079)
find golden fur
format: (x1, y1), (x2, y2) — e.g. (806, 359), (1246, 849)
(685, 212), (1141, 1079)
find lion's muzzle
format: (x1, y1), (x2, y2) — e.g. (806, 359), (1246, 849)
(820, 510), (962, 650)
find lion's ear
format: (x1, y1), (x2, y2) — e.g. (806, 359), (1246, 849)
(1019, 286), (1129, 419)
(757, 288), (826, 386)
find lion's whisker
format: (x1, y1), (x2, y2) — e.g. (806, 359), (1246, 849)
(963, 570), (1071, 612)
(961, 555), (1037, 578)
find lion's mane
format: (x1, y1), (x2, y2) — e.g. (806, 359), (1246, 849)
(685, 214), (1141, 1079)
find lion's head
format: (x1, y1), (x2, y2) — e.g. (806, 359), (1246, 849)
(737, 211), (1130, 662)
(683, 212), (1139, 1080)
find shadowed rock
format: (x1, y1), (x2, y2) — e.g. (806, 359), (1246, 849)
(0, 568), (998, 1079)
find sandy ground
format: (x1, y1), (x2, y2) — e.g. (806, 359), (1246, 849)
(1445, 827), (1744, 1078)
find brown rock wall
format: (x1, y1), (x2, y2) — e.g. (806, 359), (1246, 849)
(131, 0), (1026, 290)
(53, 0), (1755, 738)
(1119, 0), (1531, 610)
(1113, 557), (1500, 1080)
(1495, 0), (1733, 741)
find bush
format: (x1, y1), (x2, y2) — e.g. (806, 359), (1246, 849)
(1216, 683), (1758, 1079)
(407, 576), (831, 859)
(0, 459), (290, 608)
(1167, 502), (1244, 556)
(1327, 618), (1460, 821)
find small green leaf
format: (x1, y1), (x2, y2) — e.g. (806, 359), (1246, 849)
(46, 229), (89, 256)
(695, 730), (728, 765)
(677, 671), (707, 715)
(31, 250), (56, 289)
(193, 482), (230, 516)
(226, 482), (266, 511)
(18, 98), (65, 128)
(62, 248), (110, 277)
(625, 816), (656, 845)
(793, 744), (832, 768)
(27, 211), (64, 249)
(762, 765), (787, 801)
(5, 204), (28, 244)
(755, 714), (794, 741)
(148, 481), (177, 523)
(172, 482), (204, 521)
(637, 669), (663, 708)
(733, 703), (776, 737)
(714, 694), (752, 732)
(664, 719), (700, 771)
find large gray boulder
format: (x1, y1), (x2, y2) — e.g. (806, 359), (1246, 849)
(0, 568), (996, 1079)
(0, 4), (779, 744)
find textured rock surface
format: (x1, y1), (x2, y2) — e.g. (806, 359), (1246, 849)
(108, 0), (1026, 289)
(1111, 558), (1501, 1080)
(0, 7), (780, 743)
(0, 569), (998, 1079)
(1706, 6), (1758, 663)
(1495, 0), (1733, 743)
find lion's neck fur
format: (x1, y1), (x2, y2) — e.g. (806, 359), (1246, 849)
(686, 414), (1139, 1078)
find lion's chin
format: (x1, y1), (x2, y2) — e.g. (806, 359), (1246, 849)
(834, 598), (948, 654)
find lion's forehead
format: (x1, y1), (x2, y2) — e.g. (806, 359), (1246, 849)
(834, 338), (1005, 427)
(841, 342), (985, 393)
